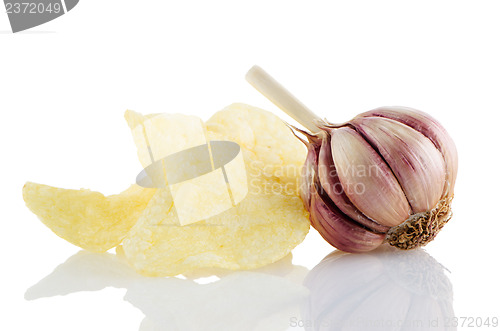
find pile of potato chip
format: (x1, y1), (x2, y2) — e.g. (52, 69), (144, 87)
(23, 103), (310, 276)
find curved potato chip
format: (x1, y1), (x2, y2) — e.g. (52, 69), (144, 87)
(124, 110), (207, 168)
(23, 103), (309, 273)
(122, 103), (309, 276)
(206, 103), (305, 190)
(122, 187), (308, 276)
(23, 183), (155, 252)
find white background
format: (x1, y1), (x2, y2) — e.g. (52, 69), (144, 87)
(1, 1), (499, 330)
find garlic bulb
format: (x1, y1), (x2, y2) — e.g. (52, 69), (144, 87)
(246, 66), (458, 252)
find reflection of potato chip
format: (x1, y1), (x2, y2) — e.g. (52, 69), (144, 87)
(23, 183), (155, 252)
(122, 103), (309, 276)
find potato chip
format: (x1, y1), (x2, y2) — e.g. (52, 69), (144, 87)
(122, 103), (309, 276)
(23, 183), (155, 252)
(206, 103), (305, 190)
(125, 110), (207, 168)
(23, 103), (310, 274)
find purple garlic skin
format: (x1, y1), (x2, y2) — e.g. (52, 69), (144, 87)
(300, 106), (458, 252)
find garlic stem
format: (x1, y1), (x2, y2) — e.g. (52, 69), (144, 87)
(246, 65), (323, 133)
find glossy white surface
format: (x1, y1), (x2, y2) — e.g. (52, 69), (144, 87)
(23, 245), (461, 331)
(2, 1), (500, 330)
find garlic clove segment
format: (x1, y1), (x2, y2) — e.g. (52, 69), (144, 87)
(353, 117), (446, 213)
(329, 127), (411, 227)
(310, 181), (386, 253)
(317, 133), (390, 234)
(356, 106), (458, 197)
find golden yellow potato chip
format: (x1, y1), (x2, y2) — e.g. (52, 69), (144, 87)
(122, 186), (308, 276)
(206, 103), (305, 191)
(122, 103), (309, 276)
(23, 103), (309, 274)
(125, 110), (207, 168)
(23, 183), (155, 252)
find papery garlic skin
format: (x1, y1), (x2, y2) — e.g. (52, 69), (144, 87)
(299, 134), (321, 212)
(353, 117), (446, 213)
(303, 107), (457, 252)
(318, 133), (390, 234)
(355, 107), (458, 198)
(328, 126), (411, 227)
(310, 182), (386, 253)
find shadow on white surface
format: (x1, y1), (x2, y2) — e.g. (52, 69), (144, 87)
(25, 247), (455, 331)
(301, 247), (456, 331)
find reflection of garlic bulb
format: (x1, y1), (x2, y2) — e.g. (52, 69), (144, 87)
(302, 248), (455, 331)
